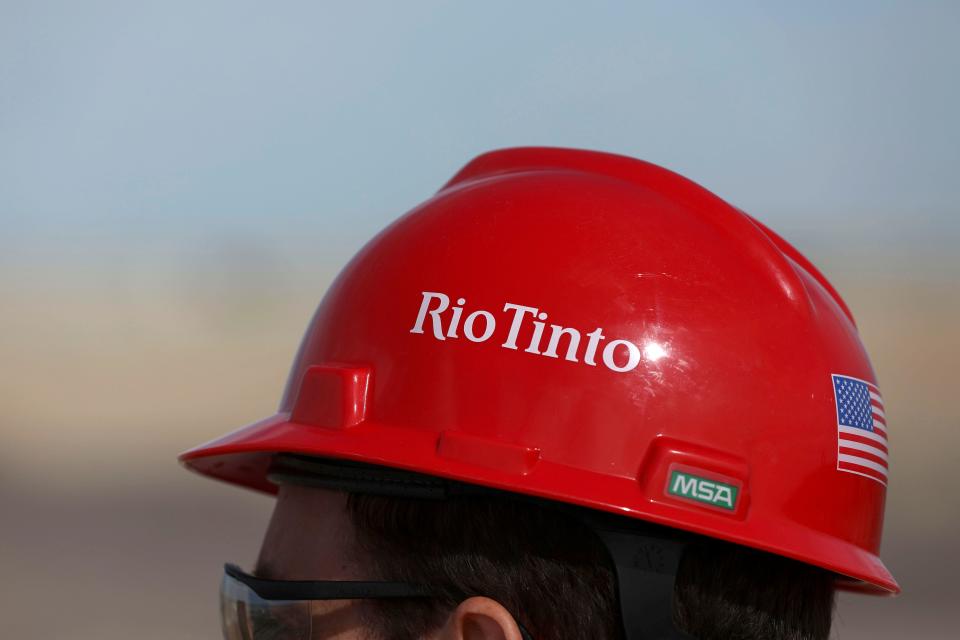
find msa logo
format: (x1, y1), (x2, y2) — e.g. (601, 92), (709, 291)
(668, 470), (738, 511)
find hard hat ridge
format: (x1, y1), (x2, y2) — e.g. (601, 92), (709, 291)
(444, 147), (847, 335)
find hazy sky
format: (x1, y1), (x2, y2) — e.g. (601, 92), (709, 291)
(2, 1), (958, 271)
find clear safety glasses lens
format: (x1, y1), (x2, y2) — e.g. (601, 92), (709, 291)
(220, 563), (534, 640)
(221, 570), (314, 640)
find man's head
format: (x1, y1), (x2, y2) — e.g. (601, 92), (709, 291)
(252, 482), (835, 640)
(253, 485), (528, 640)
(185, 147), (897, 640)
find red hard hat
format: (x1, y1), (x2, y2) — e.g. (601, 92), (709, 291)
(181, 147), (898, 594)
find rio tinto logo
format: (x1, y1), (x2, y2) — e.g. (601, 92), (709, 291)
(410, 291), (667, 374)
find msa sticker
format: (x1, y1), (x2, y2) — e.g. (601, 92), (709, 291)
(667, 470), (739, 511)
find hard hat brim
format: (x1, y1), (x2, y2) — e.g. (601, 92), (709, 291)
(179, 412), (900, 596)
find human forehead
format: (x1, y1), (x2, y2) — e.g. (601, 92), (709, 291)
(255, 484), (365, 581)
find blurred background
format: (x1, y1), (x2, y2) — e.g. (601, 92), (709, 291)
(1, 2), (957, 638)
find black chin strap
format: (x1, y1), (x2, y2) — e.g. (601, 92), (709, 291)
(269, 454), (697, 640)
(588, 521), (695, 640)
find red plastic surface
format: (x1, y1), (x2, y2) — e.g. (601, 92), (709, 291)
(180, 147), (898, 594)
(290, 364), (371, 429)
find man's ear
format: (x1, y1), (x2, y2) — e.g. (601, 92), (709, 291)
(437, 596), (524, 640)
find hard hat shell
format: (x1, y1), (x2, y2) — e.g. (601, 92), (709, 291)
(181, 147), (898, 594)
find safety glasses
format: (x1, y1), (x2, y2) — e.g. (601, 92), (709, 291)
(221, 563), (533, 640)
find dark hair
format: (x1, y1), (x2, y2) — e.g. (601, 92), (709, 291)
(346, 493), (835, 640)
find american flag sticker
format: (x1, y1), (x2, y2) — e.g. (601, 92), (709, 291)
(832, 374), (888, 485)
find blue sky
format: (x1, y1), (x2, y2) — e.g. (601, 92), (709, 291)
(2, 1), (957, 272)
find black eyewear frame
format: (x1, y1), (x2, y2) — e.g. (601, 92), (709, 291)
(224, 563), (535, 640)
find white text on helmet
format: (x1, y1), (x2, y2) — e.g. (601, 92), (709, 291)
(410, 291), (644, 373)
